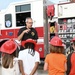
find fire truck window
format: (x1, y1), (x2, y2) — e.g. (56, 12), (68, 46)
(5, 14), (12, 28)
(16, 12), (31, 27)
(21, 4), (30, 11)
(15, 4), (30, 12)
(16, 6), (20, 12)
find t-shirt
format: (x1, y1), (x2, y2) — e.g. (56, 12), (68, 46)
(45, 53), (67, 75)
(18, 27), (38, 41)
(2, 58), (20, 75)
(18, 49), (40, 75)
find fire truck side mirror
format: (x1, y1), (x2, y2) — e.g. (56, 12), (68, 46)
(47, 5), (55, 17)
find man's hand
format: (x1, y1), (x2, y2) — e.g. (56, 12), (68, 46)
(17, 29), (31, 41)
(23, 29), (31, 33)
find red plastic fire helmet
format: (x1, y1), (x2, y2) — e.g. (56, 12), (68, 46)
(71, 37), (75, 42)
(21, 39), (36, 47)
(0, 39), (17, 54)
(50, 36), (64, 47)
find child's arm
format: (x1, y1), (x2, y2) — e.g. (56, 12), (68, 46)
(30, 62), (39, 75)
(65, 63), (67, 71)
(18, 60), (25, 75)
(44, 62), (48, 71)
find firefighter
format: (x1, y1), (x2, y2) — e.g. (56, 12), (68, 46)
(18, 39), (40, 75)
(17, 17), (38, 50)
(0, 39), (25, 75)
(44, 36), (67, 75)
(66, 37), (75, 75)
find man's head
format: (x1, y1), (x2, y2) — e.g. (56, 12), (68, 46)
(25, 17), (33, 28)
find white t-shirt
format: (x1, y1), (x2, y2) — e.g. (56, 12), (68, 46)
(18, 49), (40, 75)
(2, 58), (20, 75)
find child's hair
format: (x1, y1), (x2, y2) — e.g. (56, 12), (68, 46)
(25, 42), (35, 56)
(2, 50), (16, 68)
(50, 44), (64, 53)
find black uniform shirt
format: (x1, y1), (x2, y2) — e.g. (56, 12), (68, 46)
(18, 27), (38, 41)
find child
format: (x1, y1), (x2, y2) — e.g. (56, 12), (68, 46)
(18, 39), (40, 75)
(66, 37), (75, 75)
(0, 39), (8, 64)
(44, 36), (67, 75)
(0, 39), (24, 75)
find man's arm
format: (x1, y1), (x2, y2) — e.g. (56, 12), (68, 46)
(30, 62), (39, 75)
(18, 31), (25, 41)
(18, 29), (31, 41)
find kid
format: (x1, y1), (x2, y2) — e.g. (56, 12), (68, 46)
(18, 39), (40, 75)
(0, 39), (25, 75)
(44, 36), (67, 75)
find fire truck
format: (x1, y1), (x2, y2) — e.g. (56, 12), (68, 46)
(0, 0), (75, 59)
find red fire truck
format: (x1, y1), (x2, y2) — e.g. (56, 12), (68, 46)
(0, 0), (75, 60)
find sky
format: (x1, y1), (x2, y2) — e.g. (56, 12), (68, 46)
(0, 0), (66, 10)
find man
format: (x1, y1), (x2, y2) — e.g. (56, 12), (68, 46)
(17, 17), (38, 50)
